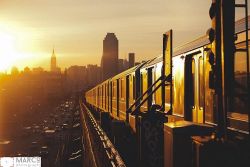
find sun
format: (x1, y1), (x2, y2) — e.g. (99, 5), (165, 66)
(0, 30), (19, 72)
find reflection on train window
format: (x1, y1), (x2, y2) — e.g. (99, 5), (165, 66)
(133, 75), (135, 100)
(199, 57), (204, 108)
(114, 82), (117, 98)
(102, 85), (103, 107)
(129, 75), (133, 100)
(141, 74), (143, 96)
(120, 78), (125, 99)
(104, 84), (106, 109)
(165, 85), (170, 103)
(120, 79), (122, 98)
(112, 82), (115, 97)
(191, 59), (195, 107)
(122, 78), (126, 99)
(109, 82), (111, 98)
(228, 46), (249, 127)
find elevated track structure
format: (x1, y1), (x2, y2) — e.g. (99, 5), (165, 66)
(83, 1), (250, 167)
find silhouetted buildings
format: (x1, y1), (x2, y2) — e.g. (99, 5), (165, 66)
(118, 59), (125, 73)
(86, 64), (102, 87)
(32, 67), (44, 74)
(11, 66), (19, 75)
(66, 64), (101, 93)
(128, 53), (135, 68)
(117, 53), (136, 73)
(101, 33), (118, 81)
(0, 69), (68, 116)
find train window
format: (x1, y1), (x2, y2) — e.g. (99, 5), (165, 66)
(112, 81), (116, 98)
(199, 57), (204, 108)
(104, 84), (106, 109)
(120, 79), (123, 98)
(227, 44), (249, 129)
(191, 59), (195, 107)
(120, 78), (125, 99)
(165, 85), (170, 103)
(102, 85), (104, 108)
(141, 74), (143, 96)
(112, 82), (115, 97)
(122, 78), (125, 99)
(133, 75), (136, 100)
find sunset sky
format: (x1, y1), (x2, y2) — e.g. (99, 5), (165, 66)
(0, 0), (248, 72)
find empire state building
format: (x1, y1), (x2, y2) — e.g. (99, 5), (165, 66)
(50, 48), (61, 73)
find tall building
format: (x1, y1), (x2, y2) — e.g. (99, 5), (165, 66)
(101, 33), (118, 80)
(51, 48), (56, 72)
(50, 48), (61, 74)
(128, 53), (135, 68)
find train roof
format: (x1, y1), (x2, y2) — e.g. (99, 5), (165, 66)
(140, 55), (162, 69)
(110, 61), (147, 80)
(235, 16), (250, 34)
(87, 16), (250, 92)
(173, 16), (250, 56)
(173, 36), (209, 56)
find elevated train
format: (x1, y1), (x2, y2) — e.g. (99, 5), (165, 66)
(85, 8), (249, 167)
(86, 16), (249, 135)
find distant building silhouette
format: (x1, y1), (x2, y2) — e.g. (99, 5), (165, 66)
(11, 66), (19, 75)
(128, 53), (135, 68)
(101, 33), (118, 81)
(50, 48), (61, 74)
(86, 64), (101, 87)
(67, 65), (87, 92)
(24, 66), (31, 74)
(66, 64), (101, 92)
(118, 59), (124, 73)
(117, 53), (135, 73)
(32, 67), (44, 74)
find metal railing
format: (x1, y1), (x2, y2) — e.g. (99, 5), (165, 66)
(80, 100), (126, 167)
(127, 74), (171, 116)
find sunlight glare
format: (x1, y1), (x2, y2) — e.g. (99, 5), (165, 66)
(0, 27), (18, 72)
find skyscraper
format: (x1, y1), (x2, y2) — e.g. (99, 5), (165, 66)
(101, 33), (118, 80)
(51, 48), (57, 72)
(50, 48), (61, 74)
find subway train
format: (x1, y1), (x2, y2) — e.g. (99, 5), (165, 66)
(86, 16), (249, 135)
(85, 15), (249, 167)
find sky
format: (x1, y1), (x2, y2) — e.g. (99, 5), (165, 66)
(0, 0), (248, 72)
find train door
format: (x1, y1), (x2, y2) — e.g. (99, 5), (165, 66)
(126, 75), (130, 121)
(110, 81), (112, 113)
(97, 87), (100, 109)
(185, 51), (204, 123)
(147, 68), (153, 109)
(140, 70), (147, 112)
(117, 79), (119, 117)
(101, 85), (103, 109)
(129, 74), (135, 109)
(106, 83), (108, 110)
(154, 63), (162, 106)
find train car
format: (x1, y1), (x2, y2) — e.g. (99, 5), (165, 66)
(139, 56), (159, 112)
(98, 79), (110, 113)
(89, 16), (248, 135)
(109, 63), (146, 121)
(85, 15), (250, 141)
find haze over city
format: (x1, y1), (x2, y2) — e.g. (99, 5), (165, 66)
(0, 0), (217, 72)
(0, 1), (249, 167)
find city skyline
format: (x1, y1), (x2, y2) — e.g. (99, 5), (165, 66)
(0, 1), (248, 73)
